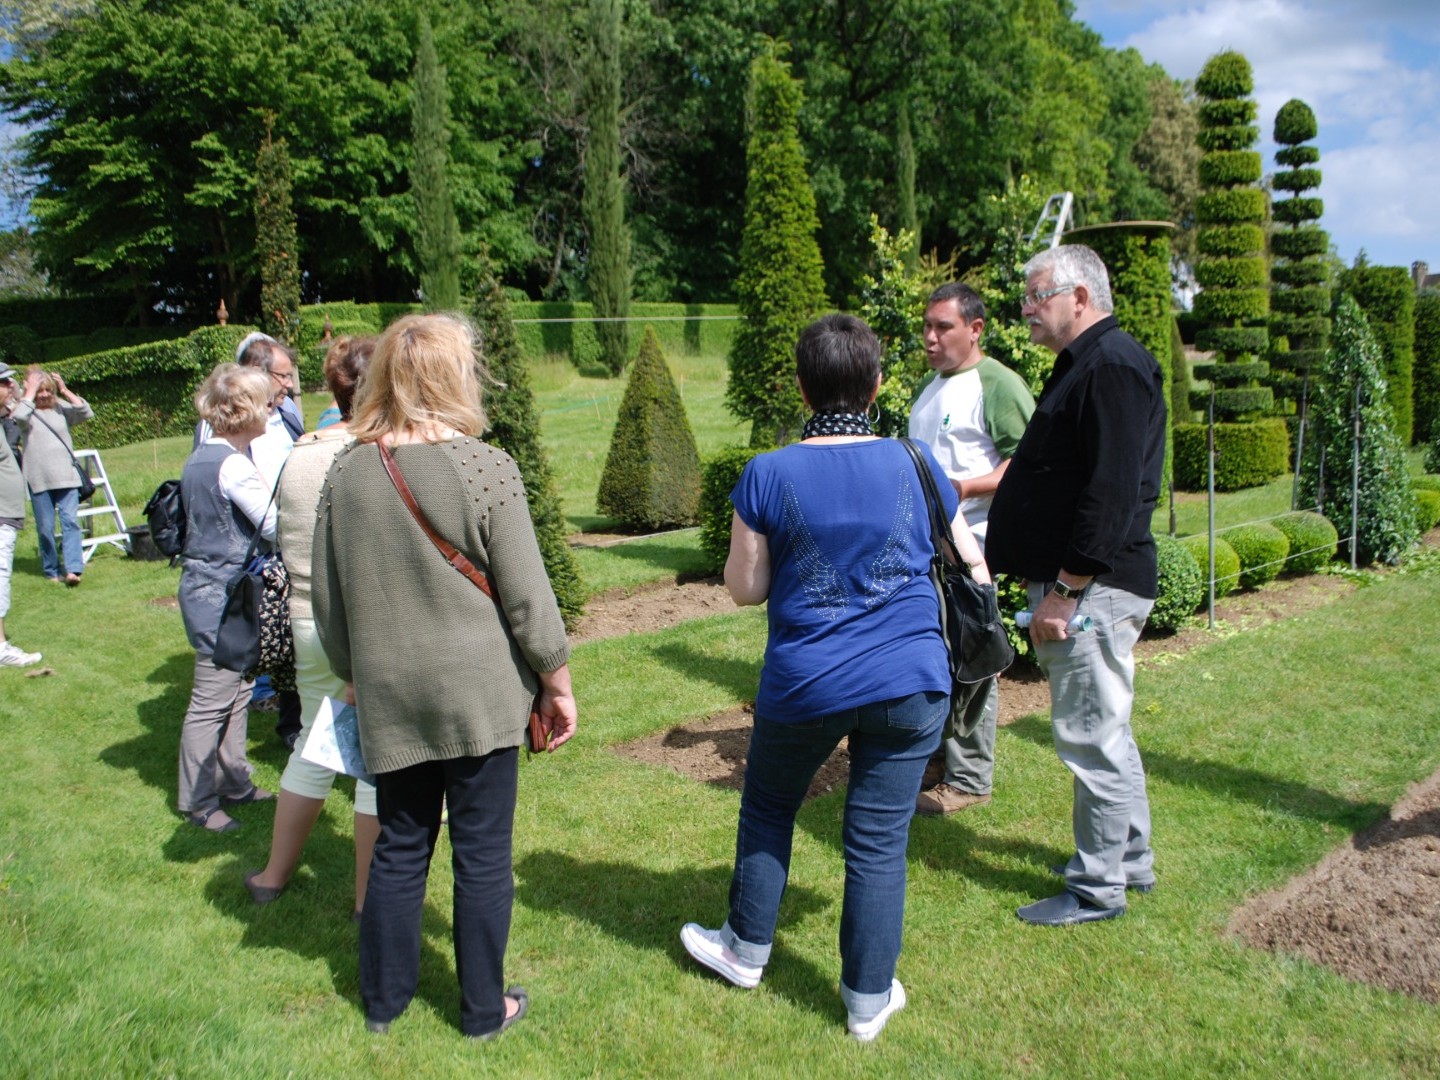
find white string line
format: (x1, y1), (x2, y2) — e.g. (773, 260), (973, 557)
(510, 315), (743, 325)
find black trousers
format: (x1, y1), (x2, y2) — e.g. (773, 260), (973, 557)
(359, 747), (518, 1036)
(274, 689), (302, 743)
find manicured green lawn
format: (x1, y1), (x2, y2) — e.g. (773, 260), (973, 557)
(3, 520), (1440, 1075)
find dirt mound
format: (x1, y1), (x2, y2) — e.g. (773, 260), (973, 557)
(1230, 770), (1440, 1004)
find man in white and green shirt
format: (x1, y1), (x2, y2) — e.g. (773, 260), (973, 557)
(908, 283), (1034, 814)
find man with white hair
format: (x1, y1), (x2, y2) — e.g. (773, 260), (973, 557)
(987, 244), (1166, 927)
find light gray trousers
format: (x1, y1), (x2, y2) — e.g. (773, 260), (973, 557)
(177, 653), (255, 815)
(1029, 582), (1154, 909)
(939, 676), (997, 794)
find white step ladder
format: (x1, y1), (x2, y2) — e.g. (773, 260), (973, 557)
(1029, 191), (1075, 249)
(73, 449), (129, 563)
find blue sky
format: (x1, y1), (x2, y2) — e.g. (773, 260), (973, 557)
(1075, 0), (1440, 274)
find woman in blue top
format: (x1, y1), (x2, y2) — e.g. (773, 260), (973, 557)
(681, 314), (990, 1042)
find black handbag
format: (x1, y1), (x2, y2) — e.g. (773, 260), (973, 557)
(900, 438), (1014, 699)
(211, 475), (295, 689)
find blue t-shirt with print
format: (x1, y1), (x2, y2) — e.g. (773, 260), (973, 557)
(730, 438), (960, 722)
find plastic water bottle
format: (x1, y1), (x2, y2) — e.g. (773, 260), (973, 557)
(1014, 610), (1093, 632)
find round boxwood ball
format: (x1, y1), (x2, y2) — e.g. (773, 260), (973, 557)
(1222, 522), (1291, 588)
(1415, 488), (1440, 531)
(1272, 511), (1339, 573)
(1180, 534), (1242, 598)
(1150, 536), (1204, 632)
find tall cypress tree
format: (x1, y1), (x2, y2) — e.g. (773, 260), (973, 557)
(411, 12), (462, 312)
(726, 50), (827, 448)
(895, 101), (919, 273)
(472, 257), (586, 626)
(255, 126), (300, 342)
(582, 0), (631, 374)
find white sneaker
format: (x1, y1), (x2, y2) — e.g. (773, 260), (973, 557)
(847, 979), (906, 1042)
(0, 642), (41, 667)
(680, 923), (763, 989)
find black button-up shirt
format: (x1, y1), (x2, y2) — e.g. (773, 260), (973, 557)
(987, 315), (1166, 598)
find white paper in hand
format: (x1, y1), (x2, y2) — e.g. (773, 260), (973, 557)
(301, 695), (374, 783)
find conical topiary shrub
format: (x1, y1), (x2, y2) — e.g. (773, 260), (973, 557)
(472, 259), (587, 628)
(597, 324), (703, 529)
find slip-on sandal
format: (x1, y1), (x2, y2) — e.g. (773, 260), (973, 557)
(471, 986), (529, 1041)
(186, 807), (240, 833)
(244, 870), (284, 905)
(222, 786), (276, 807)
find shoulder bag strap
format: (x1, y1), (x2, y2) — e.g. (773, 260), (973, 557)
(237, 463), (284, 568)
(899, 437), (975, 581)
(377, 440), (500, 604)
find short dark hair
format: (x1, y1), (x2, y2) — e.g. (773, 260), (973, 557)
(795, 314), (881, 414)
(237, 335), (295, 373)
(323, 336), (377, 421)
(925, 282), (986, 324)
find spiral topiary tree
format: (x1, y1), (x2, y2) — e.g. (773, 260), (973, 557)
(1191, 51), (1272, 423)
(1268, 99), (1330, 422)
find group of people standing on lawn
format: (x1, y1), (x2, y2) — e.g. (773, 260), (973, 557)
(683, 242), (1165, 1039)
(11, 239), (1159, 1044)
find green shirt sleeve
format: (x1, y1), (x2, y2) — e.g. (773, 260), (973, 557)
(977, 357), (1036, 460)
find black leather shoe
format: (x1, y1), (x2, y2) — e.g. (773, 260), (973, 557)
(1017, 891), (1125, 926)
(1048, 864), (1156, 894)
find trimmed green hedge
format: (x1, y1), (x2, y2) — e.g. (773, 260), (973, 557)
(1271, 315), (1331, 340)
(1275, 145), (1320, 167)
(1273, 510), (1339, 572)
(1197, 225), (1265, 257)
(1341, 265), (1417, 443)
(1271, 286), (1332, 316)
(1271, 228), (1329, 260)
(1194, 287), (1269, 322)
(699, 446), (763, 573)
(1199, 151), (1263, 186)
(1197, 326), (1268, 353)
(1211, 386), (1275, 416)
(46, 325), (246, 449)
(1197, 99), (1258, 127)
(1193, 360), (1269, 383)
(1273, 197), (1325, 224)
(1196, 188), (1270, 224)
(1173, 417), (1289, 490)
(1196, 256), (1267, 289)
(1274, 98), (1319, 143)
(1274, 168), (1322, 192)
(1414, 293), (1440, 458)
(1179, 533), (1241, 597)
(1222, 522), (1290, 588)
(1271, 262), (1329, 287)
(1196, 50), (1254, 97)
(1151, 535), (1203, 631)
(1413, 475), (1440, 493)
(1415, 488), (1440, 531)
(0, 295), (138, 339)
(1197, 124), (1260, 152)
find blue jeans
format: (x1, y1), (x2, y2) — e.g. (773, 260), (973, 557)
(31, 487), (83, 578)
(721, 689), (946, 1019)
(361, 748), (518, 1037)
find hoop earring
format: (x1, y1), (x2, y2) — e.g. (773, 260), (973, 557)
(866, 402), (880, 426)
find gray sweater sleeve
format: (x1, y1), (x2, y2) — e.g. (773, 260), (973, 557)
(484, 465), (571, 674)
(311, 463), (353, 682)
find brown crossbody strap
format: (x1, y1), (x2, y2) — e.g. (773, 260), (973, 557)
(377, 440), (499, 603)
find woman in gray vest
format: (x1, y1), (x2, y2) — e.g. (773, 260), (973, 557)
(176, 364), (278, 833)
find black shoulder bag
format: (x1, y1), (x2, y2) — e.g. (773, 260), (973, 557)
(899, 438), (1014, 712)
(211, 473), (296, 691)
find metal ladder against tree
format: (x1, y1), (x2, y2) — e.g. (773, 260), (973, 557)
(72, 449), (129, 563)
(1029, 192), (1075, 249)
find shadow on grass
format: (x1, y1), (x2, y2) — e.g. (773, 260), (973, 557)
(649, 640), (760, 702)
(514, 852), (840, 1019)
(1005, 713), (1389, 830)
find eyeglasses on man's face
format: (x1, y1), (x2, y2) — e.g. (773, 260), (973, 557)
(1021, 284), (1076, 309)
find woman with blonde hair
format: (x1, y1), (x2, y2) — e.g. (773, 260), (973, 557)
(313, 313), (577, 1039)
(176, 363), (278, 832)
(246, 337), (380, 916)
(11, 365), (93, 584)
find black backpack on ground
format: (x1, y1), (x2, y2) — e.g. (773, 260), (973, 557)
(144, 479), (186, 562)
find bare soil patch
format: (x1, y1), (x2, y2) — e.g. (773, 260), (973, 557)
(1230, 770), (1440, 1004)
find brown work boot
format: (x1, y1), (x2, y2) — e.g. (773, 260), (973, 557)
(915, 784), (992, 815)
